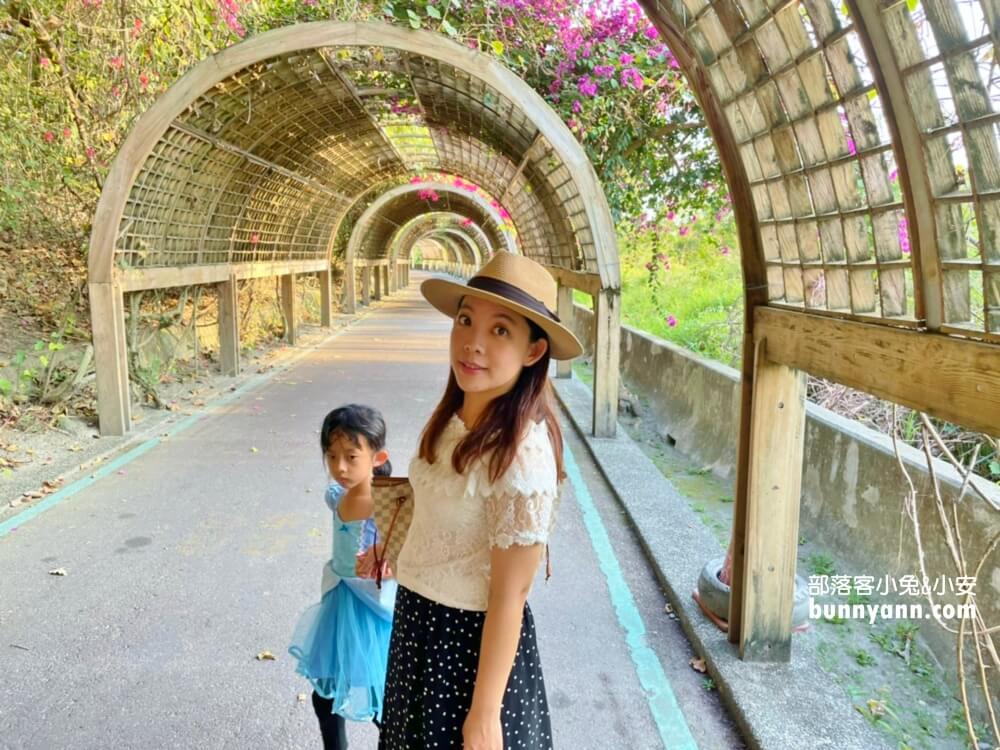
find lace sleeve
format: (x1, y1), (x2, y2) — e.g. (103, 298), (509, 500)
(485, 422), (560, 550)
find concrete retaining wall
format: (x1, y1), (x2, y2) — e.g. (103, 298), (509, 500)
(569, 303), (999, 697)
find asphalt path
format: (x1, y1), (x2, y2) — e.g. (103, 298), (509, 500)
(0, 273), (741, 749)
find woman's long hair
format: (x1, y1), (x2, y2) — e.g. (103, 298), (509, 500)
(418, 319), (564, 483)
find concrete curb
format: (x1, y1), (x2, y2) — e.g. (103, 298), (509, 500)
(552, 375), (892, 750)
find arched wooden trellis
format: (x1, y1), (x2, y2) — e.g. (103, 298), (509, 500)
(387, 212), (494, 270)
(341, 180), (513, 310)
(88, 21), (622, 441)
(638, 0), (1000, 661)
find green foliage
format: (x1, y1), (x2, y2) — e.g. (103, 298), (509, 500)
(613, 212), (743, 367)
(808, 553), (836, 576)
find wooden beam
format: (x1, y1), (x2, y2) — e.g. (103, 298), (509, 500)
(361, 266), (371, 306)
(342, 262), (357, 314)
(543, 265), (602, 297)
(739, 339), (807, 662)
(280, 273), (297, 344)
(501, 132), (546, 205)
(318, 269), (332, 328)
(555, 282), (575, 379)
(172, 122), (350, 203)
(90, 282), (130, 436)
(846, 0), (940, 329)
(120, 260), (328, 292)
(217, 275), (240, 376)
(592, 288), (621, 437)
(755, 307), (1000, 437)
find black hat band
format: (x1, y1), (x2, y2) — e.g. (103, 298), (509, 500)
(466, 276), (561, 323)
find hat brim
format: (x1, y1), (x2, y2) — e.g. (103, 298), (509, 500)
(421, 277), (583, 361)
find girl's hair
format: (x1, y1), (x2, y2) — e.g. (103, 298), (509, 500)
(320, 404), (393, 476)
(419, 317), (564, 483)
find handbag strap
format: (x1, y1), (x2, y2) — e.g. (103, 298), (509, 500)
(373, 493), (407, 590)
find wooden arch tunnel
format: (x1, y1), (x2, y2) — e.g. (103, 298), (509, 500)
(88, 21), (623, 449)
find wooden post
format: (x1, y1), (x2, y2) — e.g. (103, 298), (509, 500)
(592, 288), (620, 437)
(90, 282), (131, 436)
(383, 265), (391, 296)
(388, 263), (396, 294)
(318, 269), (332, 327)
(343, 262), (357, 314)
(556, 282), (575, 379)
(739, 339), (807, 662)
(280, 273), (297, 344)
(373, 266), (382, 300)
(361, 266), (371, 305)
(217, 275), (240, 376)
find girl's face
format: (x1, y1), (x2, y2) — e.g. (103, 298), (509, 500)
(325, 433), (387, 490)
(450, 295), (548, 401)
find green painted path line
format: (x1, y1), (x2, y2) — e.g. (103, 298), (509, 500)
(563, 441), (699, 750)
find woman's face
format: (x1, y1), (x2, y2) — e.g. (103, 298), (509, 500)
(450, 295), (547, 400)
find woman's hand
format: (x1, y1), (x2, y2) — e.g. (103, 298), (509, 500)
(356, 546), (393, 580)
(462, 706), (503, 750)
(355, 547), (378, 578)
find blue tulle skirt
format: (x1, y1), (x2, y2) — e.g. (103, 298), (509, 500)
(289, 580), (395, 721)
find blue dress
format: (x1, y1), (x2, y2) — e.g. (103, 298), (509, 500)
(289, 484), (397, 721)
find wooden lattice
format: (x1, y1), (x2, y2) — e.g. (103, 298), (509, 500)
(644, 0), (999, 340)
(112, 42), (603, 282)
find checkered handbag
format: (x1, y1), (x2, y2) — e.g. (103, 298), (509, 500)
(371, 476), (414, 588)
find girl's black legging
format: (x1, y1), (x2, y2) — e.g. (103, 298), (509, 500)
(311, 692), (348, 750)
(311, 691), (381, 750)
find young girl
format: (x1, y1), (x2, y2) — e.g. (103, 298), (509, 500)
(289, 404), (397, 750)
(379, 253), (583, 750)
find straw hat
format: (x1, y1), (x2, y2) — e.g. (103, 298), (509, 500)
(421, 253), (584, 360)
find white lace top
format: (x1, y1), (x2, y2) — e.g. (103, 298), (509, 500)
(395, 414), (560, 612)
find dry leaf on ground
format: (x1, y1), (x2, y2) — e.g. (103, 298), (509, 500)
(689, 657), (707, 673)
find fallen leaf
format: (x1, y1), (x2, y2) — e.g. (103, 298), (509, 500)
(297, 693), (308, 703)
(48, 568), (68, 576)
(250, 447), (259, 453)
(256, 650), (275, 661)
(689, 657), (707, 673)
(664, 603), (673, 614)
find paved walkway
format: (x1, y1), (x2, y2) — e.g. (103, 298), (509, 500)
(0, 274), (742, 749)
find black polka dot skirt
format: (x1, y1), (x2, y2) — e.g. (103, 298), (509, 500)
(378, 586), (553, 749)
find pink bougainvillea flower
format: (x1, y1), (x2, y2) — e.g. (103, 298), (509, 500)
(572, 99), (582, 114)
(847, 137), (857, 156)
(112, 85), (121, 98)
(461, 218), (474, 227)
(645, 25), (660, 40)
(619, 53), (634, 65)
(621, 67), (644, 90)
(250, 233), (260, 245)
(720, 245), (731, 256)
(43, 131), (55, 144)
(889, 168), (898, 182)
(109, 55), (124, 70)
(62, 127), (72, 139)
(678, 226), (690, 237)
(40, 57), (51, 68)
(666, 315), (678, 327)
(139, 74), (150, 90)
(898, 216), (910, 254)
(594, 65), (615, 79)
(577, 76), (598, 97)
(86, 147), (97, 160)
(666, 210), (676, 220)
(644, 261), (658, 272)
